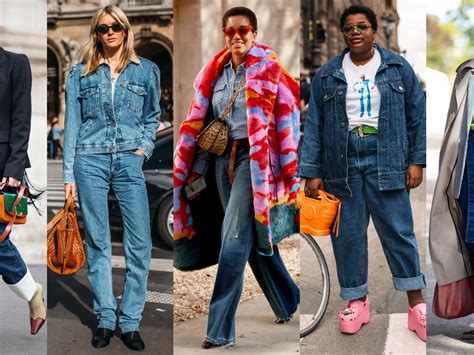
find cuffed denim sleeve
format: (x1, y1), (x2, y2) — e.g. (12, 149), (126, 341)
(138, 63), (161, 160)
(191, 147), (211, 176)
(63, 65), (82, 184)
(401, 57), (426, 167)
(4, 54), (31, 181)
(299, 72), (324, 179)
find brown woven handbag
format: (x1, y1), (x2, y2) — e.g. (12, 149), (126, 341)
(196, 77), (246, 156)
(47, 194), (86, 275)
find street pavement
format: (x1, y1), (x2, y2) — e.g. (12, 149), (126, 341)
(174, 298), (300, 354)
(0, 265), (47, 355)
(300, 181), (427, 354)
(46, 160), (173, 354)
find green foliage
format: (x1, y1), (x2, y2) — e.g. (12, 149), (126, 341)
(427, 0), (474, 75)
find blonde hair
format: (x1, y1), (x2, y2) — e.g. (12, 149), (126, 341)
(78, 5), (139, 77)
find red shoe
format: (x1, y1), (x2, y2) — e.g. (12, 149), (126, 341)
(29, 283), (46, 335)
(408, 303), (426, 342)
(339, 296), (370, 334)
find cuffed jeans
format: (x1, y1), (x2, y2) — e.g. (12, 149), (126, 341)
(74, 151), (152, 333)
(0, 223), (28, 285)
(205, 144), (299, 345)
(330, 133), (425, 301)
(458, 130), (474, 266)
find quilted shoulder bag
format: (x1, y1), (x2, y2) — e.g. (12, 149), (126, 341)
(0, 183), (28, 242)
(47, 194), (86, 275)
(196, 77), (246, 156)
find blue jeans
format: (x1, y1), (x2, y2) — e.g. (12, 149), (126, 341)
(330, 133), (425, 301)
(458, 130), (474, 266)
(0, 223), (27, 284)
(206, 144), (299, 345)
(74, 151), (151, 333)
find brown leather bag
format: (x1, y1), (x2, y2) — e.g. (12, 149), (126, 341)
(47, 194), (86, 275)
(196, 77), (246, 156)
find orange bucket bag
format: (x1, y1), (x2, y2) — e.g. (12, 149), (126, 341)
(298, 190), (341, 237)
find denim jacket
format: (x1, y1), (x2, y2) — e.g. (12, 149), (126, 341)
(63, 57), (161, 183)
(300, 45), (425, 196)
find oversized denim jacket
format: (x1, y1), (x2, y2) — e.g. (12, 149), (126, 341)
(63, 57), (161, 183)
(300, 46), (426, 196)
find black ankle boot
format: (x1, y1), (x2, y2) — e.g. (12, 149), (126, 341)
(121, 331), (145, 351)
(91, 327), (114, 348)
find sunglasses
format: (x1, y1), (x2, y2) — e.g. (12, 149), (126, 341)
(222, 25), (254, 37)
(95, 22), (124, 34)
(341, 23), (371, 36)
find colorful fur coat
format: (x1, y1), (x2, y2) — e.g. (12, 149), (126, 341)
(174, 43), (300, 270)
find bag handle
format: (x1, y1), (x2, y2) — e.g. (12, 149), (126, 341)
(0, 185), (26, 242)
(47, 194), (75, 233)
(217, 77), (246, 123)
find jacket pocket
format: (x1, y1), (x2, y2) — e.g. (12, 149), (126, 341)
(78, 86), (100, 118)
(126, 83), (147, 112)
(388, 81), (406, 112)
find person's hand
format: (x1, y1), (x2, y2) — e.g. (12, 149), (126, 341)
(133, 149), (145, 156)
(64, 183), (76, 198)
(2, 177), (21, 188)
(406, 165), (423, 189)
(185, 171), (203, 200)
(304, 178), (324, 198)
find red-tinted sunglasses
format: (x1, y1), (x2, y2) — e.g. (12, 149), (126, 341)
(222, 25), (254, 37)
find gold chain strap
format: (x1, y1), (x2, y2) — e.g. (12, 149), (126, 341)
(217, 77), (246, 123)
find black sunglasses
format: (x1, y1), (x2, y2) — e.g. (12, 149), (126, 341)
(95, 22), (124, 34)
(341, 23), (371, 36)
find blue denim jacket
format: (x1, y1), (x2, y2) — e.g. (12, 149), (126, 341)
(300, 46), (426, 196)
(63, 57), (161, 183)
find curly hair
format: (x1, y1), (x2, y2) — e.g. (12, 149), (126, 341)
(340, 4), (378, 32)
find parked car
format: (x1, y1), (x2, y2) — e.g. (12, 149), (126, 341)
(108, 125), (174, 249)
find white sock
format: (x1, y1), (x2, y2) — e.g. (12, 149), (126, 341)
(7, 269), (36, 301)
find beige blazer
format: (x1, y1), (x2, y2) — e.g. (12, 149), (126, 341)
(429, 59), (474, 286)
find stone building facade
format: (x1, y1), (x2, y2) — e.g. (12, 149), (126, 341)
(301, 0), (399, 79)
(173, 0), (300, 138)
(47, 0), (173, 125)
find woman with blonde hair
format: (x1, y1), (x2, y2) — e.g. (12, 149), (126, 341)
(63, 5), (161, 351)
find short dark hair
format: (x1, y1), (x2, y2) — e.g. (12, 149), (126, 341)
(340, 5), (378, 32)
(222, 6), (257, 31)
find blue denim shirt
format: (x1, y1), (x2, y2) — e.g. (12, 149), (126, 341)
(192, 59), (248, 175)
(300, 46), (426, 196)
(63, 57), (161, 183)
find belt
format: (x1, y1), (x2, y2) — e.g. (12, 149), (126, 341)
(228, 138), (249, 185)
(350, 124), (378, 137)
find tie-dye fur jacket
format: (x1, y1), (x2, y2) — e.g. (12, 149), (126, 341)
(174, 43), (300, 270)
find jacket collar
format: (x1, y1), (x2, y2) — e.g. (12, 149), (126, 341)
(320, 44), (402, 80)
(456, 58), (474, 74)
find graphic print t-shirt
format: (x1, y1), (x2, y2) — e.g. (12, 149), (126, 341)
(342, 50), (382, 130)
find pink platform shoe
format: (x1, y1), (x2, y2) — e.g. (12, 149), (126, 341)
(339, 296), (370, 334)
(408, 303), (426, 342)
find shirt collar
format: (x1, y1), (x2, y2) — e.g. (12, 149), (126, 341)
(99, 56), (140, 65)
(224, 57), (246, 71)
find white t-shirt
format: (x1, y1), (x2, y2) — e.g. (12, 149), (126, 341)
(342, 49), (382, 130)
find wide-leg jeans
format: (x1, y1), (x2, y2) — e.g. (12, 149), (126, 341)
(205, 144), (299, 345)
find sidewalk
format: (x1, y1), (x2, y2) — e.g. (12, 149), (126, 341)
(0, 265), (47, 355)
(174, 297), (299, 354)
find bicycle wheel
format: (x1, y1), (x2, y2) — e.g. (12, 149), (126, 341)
(300, 232), (330, 337)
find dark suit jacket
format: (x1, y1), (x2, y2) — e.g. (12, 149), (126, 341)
(0, 48), (32, 181)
